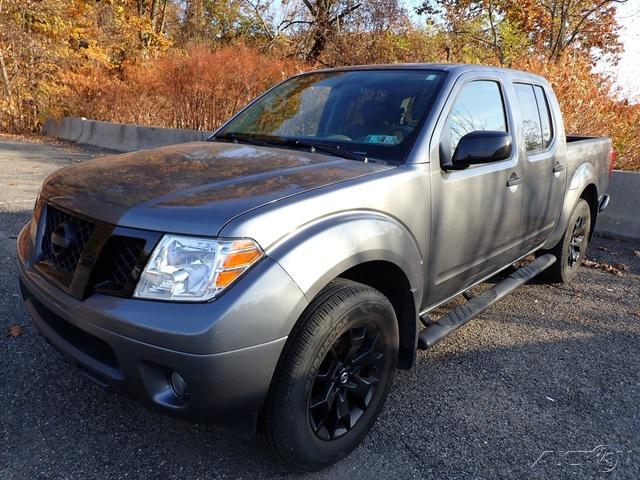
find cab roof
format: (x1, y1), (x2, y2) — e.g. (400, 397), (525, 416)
(312, 63), (549, 85)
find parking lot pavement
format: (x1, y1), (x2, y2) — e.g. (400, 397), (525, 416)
(1, 135), (639, 479)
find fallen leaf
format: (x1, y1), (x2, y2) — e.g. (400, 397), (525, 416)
(613, 263), (629, 274)
(582, 259), (628, 276)
(631, 310), (640, 319)
(634, 250), (640, 258)
(7, 325), (23, 338)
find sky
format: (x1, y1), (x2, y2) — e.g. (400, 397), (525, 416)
(607, 0), (640, 102)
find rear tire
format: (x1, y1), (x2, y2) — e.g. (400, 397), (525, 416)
(258, 279), (398, 471)
(538, 198), (591, 283)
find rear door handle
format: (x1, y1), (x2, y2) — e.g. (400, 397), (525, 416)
(552, 162), (564, 173)
(506, 173), (524, 187)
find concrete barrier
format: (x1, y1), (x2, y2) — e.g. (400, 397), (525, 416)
(596, 171), (640, 241)
(130, 124), (206, 151)
(43, 116), (211, 152)
(43, 117), (84, 141)
(78, 119), (128, 150)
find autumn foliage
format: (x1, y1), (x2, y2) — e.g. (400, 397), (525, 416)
(63, 46), (301, 130)
(0, 0), (638, 170)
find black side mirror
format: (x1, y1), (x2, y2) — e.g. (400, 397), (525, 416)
(445, 130), (513, 170)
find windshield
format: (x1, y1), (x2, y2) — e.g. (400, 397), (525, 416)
(214, 69), (446, 163)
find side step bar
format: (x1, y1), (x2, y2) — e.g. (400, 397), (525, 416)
(417, 254), (556, 350)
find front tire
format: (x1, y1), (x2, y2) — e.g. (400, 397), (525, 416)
(538, 198), (591, 283)
(258, 279), (398, 471)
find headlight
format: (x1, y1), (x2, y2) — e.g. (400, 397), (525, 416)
(133, 235), (264, 302)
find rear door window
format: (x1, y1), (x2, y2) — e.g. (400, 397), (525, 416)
(533, 86), (553, 149)
(514, 83), (543, 152)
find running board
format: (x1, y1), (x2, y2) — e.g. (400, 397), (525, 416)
(417, 254), (556, 350)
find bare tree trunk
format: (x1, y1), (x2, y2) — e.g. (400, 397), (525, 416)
(137, 0), (148, 16)
(0, 0), (7, 97)
(150, 0), (159, 31)
(487, 0), (505, 64)
(157, 0), (168, 34)
(186, 0), (205, 39)
(0, 50), (11, 99)
(304, 0), (361, 62)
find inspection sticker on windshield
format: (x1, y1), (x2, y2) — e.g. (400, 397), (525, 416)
(363, 135), (398, 145)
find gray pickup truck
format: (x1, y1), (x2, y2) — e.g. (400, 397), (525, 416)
(17, 64), (614, 470)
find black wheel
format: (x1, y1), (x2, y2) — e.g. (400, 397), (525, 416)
(258, 279), (398, 470)
(538, 198), (591, 283)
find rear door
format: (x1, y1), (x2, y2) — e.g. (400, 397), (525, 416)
(425, 74), (525, 307)
(512, 82), (566, 250)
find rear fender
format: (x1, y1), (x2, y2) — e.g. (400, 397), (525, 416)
(543, 162), (596, 249)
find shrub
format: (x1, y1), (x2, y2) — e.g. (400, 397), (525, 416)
(63, 45), (302, 131)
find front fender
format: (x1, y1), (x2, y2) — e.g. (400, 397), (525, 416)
(543, 162), (597, 249)
(267, 210), (424, 305)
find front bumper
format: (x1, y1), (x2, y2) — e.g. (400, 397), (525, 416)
(17, 223), (308, 433)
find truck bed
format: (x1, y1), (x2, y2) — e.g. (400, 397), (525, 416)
(565, 134), (611, 203)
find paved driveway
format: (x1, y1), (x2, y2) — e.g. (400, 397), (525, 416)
(1, 136), (639, 479)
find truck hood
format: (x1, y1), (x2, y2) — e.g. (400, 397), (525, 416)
(41, 141), (392, 236)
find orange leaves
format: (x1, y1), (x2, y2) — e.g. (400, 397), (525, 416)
(582, 259), (629, 276)
(64, 45), (302, 132)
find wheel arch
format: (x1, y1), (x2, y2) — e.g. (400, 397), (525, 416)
(268, 211), (424, 370)
(579, 183), (598, 240)
(339, 261), (418, 370)
(543, 161), (599, 250)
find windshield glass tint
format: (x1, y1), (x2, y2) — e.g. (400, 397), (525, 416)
(218, 70), (446, 162)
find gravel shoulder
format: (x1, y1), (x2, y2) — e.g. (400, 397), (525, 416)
(1, 136), (639, 479)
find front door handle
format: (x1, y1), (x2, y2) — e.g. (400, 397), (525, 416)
(506, 173), (524, 187)
(552, 162), (564, 173)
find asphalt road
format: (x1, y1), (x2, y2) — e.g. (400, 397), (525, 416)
(1, 135), (639, 479)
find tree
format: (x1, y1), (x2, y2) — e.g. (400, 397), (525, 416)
(504, 0), (626, 61)
(417, 0), (627, 64)
(179, 0), (263, 45)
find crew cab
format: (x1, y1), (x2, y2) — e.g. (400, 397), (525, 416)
(17, 64), (614, 470)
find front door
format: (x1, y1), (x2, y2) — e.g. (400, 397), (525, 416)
(425, 77), (525, 308)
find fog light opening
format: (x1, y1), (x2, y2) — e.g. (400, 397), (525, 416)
(169, 371), (189, 401)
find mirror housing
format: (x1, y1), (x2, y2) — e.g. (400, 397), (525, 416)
(444, 130), (513, 170)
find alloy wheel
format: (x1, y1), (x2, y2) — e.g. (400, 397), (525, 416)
(568, 214), (587, 267)
(308, 323), (385, 441)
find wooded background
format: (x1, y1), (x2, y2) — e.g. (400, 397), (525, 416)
(0, 0), (638, 170)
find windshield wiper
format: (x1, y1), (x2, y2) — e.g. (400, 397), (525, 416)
(212, 132), (273, 148)
(213, 132), (370, 162)
(271, 138), (369, 162)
